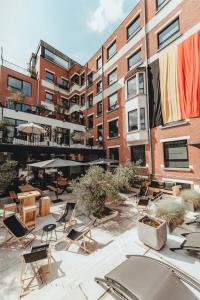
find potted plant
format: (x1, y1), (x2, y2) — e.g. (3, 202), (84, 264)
(155, 199), (185, 232)
(113, 162), (137, 193)
(181, 189), (200, 211)
(137, 215), (167, 250)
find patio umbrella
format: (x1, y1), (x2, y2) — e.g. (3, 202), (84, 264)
(16, 123), (46, 135)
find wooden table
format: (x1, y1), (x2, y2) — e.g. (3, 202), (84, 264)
(17, 190), (41, 200)
(18, 184), (38, 192)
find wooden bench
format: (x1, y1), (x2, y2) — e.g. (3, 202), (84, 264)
(148, 185), (182, 197)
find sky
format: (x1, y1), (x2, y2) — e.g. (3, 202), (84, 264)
(0, 0), (136, 68)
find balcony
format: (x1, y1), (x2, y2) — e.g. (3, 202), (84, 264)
(126, 130), (148, 144)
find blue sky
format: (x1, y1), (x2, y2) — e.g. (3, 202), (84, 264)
(0, 0), (136, 68)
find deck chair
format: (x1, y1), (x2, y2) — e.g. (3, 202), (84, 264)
(95, 255), (200, 300)
(170, 232), (200, 253)
(20, 244), (53, 297)
(135, 186), (148, 199)
(3, 214), (36, 248)
(56, 202), (76, 230)
(64, 218), (97, 254)
(186, 215), (200, 225)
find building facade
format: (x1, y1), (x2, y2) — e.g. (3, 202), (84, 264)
(0, 0), (200, 188)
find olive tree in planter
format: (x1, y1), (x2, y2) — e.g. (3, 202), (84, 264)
(112, 162), (137, 193)
(74, 166), (122, 218)
(181, 189), (200, 211)
(0, 160), (17, 195)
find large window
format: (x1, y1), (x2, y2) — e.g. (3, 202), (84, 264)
(107, 41), (117, 60)
(96, 56), (102, 70)
(87, 115), (93, 129)
(45, 70), (54, 83)
(158, 18), (180, 48)
(128, 109), (138, 131)
(128, 49), (142, 70)
(71, 74), (79, 85)
(164, 140), (189, 168)
(109, 148), (119, 161)
(97, 101), (103, 116)
(108, 92), (118, 111)
(88, 94), (93, 107)
(108, 69), (117, 86)
(8, 76), (32, 97)
(44, 48), (69, 69)
(127, 16), (140, 39)
(97, 80), (102, 94)
(59, 78), (68, 90)
(127, 76), (137, 98)
(109, 119), (118, 138)
(131, 145), (146, 166)
(45, 92), (53, 103)
(140, 108), (146, 130)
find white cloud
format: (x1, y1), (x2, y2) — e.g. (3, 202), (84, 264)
(87, 0), (126, 33)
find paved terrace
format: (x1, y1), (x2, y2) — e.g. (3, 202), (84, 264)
(0, 192), (200, 300)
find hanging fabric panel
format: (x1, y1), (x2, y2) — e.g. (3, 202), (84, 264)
(159, 49), (181, 124)
(148, 59), (163, 128)
(178, 33), (200, 119)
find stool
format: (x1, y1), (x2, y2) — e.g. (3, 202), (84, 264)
(3, 203), (17, 219)
(41, 224), (57, 243)
(22, 205), (37, 229)
(39, 197), (50, 217)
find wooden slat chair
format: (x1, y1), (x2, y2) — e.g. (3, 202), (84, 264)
(56, 202), (76, 230)
(3, 214), (36, 248)
(64, 218), (97, 254)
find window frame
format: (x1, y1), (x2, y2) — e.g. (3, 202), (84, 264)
(107, 68), (117, 86)
(87, 93), (93, 108)
(108, 119), (119, 138)
(87, 72), (93, 86)
(45, 70), (54, 83)
(127, 15), (140, 40)
(87, 115), (94, 129)
(96, 56), (102, 70)
(96, 80), (103, 94)
(109, 147), (119, 161)
(7, 75), (32, 97)
(45, 91), (54, 102)
(127, 48), (142, 71)
(163, 140), (189, 168)
(157, 18), (180, 48)
(140, 108), (146, 130)
(128, 109), (138, 132)
(97, 101), (103, 116)
(107, 40), (117, 60)
(108, 92), (118, 111)
(131, 145), (146, 167)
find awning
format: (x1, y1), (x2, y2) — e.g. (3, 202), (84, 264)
(28, 158), (87, 169)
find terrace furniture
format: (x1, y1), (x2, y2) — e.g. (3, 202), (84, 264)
(95, 255), (200, 300)
(56, 202), (76, 230)
(9, 191), (19, 204)
(18, 184), (38, 193)
(148, 181), (182, 196)
(39, 196), (51, 217)
(170, 232), (200, 253)
(17, 190), (41, 201)
(20, 196), (37, 229)
(135, 186), (148, 199)
(20, 244), (53, 297)
(47, 185), (63, 203)
(3, 214), (36, 248)
(64, 218), (97, 254)
(3, 203), (17, 219)
(41, 224), (57, 243)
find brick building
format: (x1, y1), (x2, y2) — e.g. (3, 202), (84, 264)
(0, 0), (200, 188)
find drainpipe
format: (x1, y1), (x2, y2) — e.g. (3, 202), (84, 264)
(143, 0), (153, 176)
(101, 46), (105, 156)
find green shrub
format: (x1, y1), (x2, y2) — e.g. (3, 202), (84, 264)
(181, 189), (200, 211)
(113, 162), (137, 192)
(0, 160), (17, 194)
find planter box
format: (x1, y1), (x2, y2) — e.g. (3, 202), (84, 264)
(137, 215), (167, 250)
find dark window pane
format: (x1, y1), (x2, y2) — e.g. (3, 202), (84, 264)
(127, 16), (140, 39)
(138, 73), (144, 94)
(88, 72), (93, 86)
(164, 140), (189, 168)
(131, 145), (146, 166)
(88, 94), (93, 107)
(97, 124), (103, 139)
(45, 71), (54, 82)
(97, 80), (102, 93)
(71, 74), (79, 85)
(23, 81), (32, 96)
(127, 76), (137, 98)
(128, 49), (141, 70)
(8, 76), (22, 91)
(109, 119), (118, 138)
(109, 148), (119, 161)
(107, 41), (116, 59)
(87, 115), (93, 129)
(140, 108), (146, 130)
(108, 92), (118, 111)
(45, 92), (53, 102)
(108, 69), (117, 85)
(158, 18), (180, 48)
(128, 109), (138, 131)
(97, 101), (102, 115)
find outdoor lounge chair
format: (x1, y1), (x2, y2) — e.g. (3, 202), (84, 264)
(170, 232), (200, 253)
(56, 202), (76, 230)
(185, 215), (200, 225)
(3, 214), (36, 248)
(95, 255), (200, 300)
(64, 218), (97, 253)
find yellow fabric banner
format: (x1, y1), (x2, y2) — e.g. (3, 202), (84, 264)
(159, 49), (181, 124)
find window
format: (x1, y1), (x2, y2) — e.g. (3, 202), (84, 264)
(45, 92), (53, 102)
(61, 97), (69, 109)
(109, 119), (118, 138)
(127, 16), (140, 39)
(108, 69), (117, 86)
(128, 109), (138, 131)
(7, 101), (31, 113)
(59, 78), (68, 89)
(97, 124), (103, 140)
(45, 70), (54, 83)
(158, 18), (180, 48)
(44, 48), (69, 70)
(156, 0), (167, 9)
(138, 73), (145, 94)
(71, 111), (79, 123)
(80, 73), (85, 86)
(96, 56), (102, 70)
(127, 76), (137, 98)
(70, 95), (79, 106)
(88, 94), (93, 107)
(86, 137), (94, 147)
(164, 140), (189, 168)
(87, 115), (93, 129)
(108, 92), (118, 111)
(140, 108), (146, 130)
(97, 80), (102, 94)
(107, 41), (117, 60)
(97, 101), (103, 116)
(71, 74), (79, 85)
(128, 49), (142, 70)
(80, 94), (85, 106)
(109, 148), (119, 161)
(131, 145), (146, 166)
(88, 72), (93, 86)
(8, 76), (32, 97)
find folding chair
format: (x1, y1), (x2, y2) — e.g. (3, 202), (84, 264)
(64, 218), (97, 254)
(170, 232), (200, 253)
(3, 214), (36, 248)
(56, 202), (76, 230)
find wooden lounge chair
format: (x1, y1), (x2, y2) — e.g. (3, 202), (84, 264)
(170, 232), (200, 253)
(64, 218), (97, 253)
(56, 202), (76, 230)
(3, 214), (36, 248)
(95, 255), (200, 300)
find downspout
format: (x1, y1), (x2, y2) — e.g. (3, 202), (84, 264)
(101, 46), (105, 156)
(143, 0), (153, 176)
